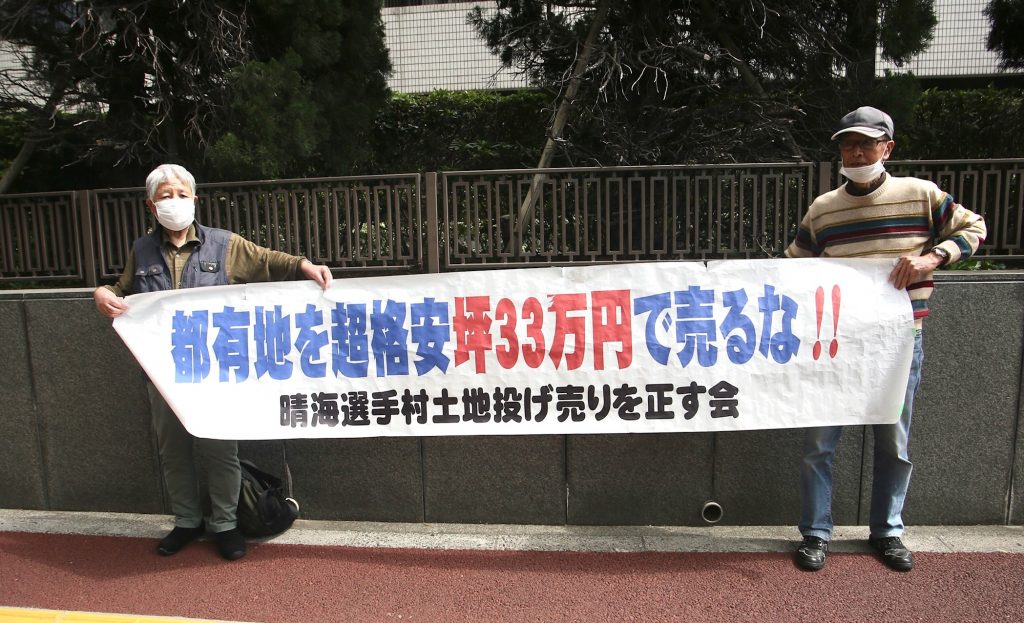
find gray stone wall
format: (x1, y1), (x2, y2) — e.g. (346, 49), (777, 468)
(1, 272), (1021, 527)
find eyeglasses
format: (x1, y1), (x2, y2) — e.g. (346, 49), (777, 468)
(837, 138), (888, 152)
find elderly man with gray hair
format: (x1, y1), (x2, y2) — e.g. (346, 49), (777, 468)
(94, 163), (332, 560)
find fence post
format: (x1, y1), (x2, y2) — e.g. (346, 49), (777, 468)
(816, 161), (833, 198)
(77, 189), (98, 288)
(425, 172), (440, 274)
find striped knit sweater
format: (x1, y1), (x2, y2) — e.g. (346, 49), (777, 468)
(785, 174), (987, 326)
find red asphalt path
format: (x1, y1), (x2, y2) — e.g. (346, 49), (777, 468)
(2, 531), (1023, 623)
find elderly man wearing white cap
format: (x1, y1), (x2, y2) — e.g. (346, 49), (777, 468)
(785, 106), (987, 572)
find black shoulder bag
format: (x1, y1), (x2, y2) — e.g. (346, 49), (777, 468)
(237, 447), (299, 538)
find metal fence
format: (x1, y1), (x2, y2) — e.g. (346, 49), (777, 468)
(1, 174), (425, 286)
(0, 190), (89, 285)
(1, 160), (1021, 287)
(441, 163), (820, 268)
(92, 174), (425, 281)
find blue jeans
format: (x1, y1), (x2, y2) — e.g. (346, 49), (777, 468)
(799, 331), (924, 541)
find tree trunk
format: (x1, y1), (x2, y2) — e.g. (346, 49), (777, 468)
(842, 0), (878, 94)
(0, 80), (67, 195)
(509, 0), (611, 253)
(0, 137), (41, 195)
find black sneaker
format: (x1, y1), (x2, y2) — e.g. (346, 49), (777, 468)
(215, 528), (247, 561)
(869, 536), (913, 571)
(157, 523), (205, 556)
(795, 536), (828, 571)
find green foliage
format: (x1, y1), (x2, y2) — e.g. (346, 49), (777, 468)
(207, 53), (325, 179)
(0, 112), (27, 172)
(364, 90), (549, 173)
(205, 0), (392, 180)
(0, 0), (390, 187)
(945, 258), (1008, 271)
(985, 0), (1024, 69)
(468, 0), (939, 164)
(879, 0), (937, 64)
(785, 71), (925, 162)
(1, 0), (251, 169)
(898, 88), (1024, 159)
(0, 110), (144, 191)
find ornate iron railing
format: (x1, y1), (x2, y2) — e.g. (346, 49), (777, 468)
(440, 163), (819, 268)
(0, 190), (87, 284)
(1, 160), (1020, 287)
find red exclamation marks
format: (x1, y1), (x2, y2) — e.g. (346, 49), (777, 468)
(813, 285), (842, 361)
(829, 285), (841, 358)
(813, 286), (825, 360)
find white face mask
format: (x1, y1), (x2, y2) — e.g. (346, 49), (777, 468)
(840, 158), (886, 184)
(154, 197), (195, 231)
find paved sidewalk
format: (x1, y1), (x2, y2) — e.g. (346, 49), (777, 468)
(3, 510), (1024, 623)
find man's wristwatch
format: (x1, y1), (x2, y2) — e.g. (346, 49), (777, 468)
(930, 246), (951, 265)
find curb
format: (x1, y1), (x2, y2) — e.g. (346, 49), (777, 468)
(2, 509), (1023, 554)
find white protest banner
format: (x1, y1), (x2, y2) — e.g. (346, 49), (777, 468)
(112, 258), (915, 440)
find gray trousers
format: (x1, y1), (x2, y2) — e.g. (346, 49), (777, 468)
(148, 383), (239, 533)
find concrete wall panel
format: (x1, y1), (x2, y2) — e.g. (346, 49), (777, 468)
(1013, 389), (1024, 524)
(26, 297), (162, 513)
(567, 433), (714, 525)
(424, 436), (564, 524)
(252, 438), (425, 523)
(714, 428), (864, 527)
(0, 300), (46, 509)
(867, 280), (1024, 526)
